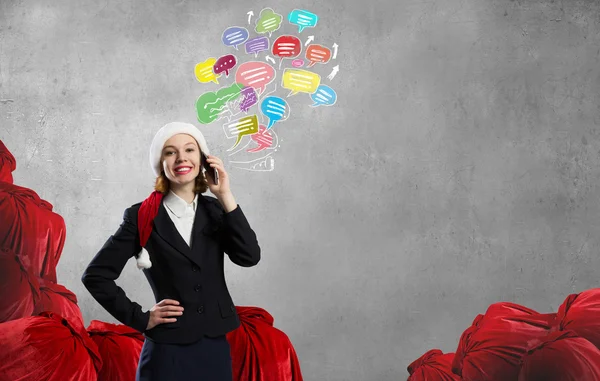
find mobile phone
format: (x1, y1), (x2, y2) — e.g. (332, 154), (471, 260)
(201, 152), (219, 185)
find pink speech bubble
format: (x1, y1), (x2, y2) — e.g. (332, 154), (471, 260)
(291, 59), (304, 68)
(234, 61), (276, 95)
(248, 125), (274, 153)
(213, 54), (237, 77)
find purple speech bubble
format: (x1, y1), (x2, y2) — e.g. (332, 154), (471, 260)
(213, 54), (237, 77)
(222, 26), (249, 50)
(239, 87), (258, 112)
(245, 36), (270, 57)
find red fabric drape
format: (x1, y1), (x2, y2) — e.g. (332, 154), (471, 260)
(0, 247), (40, 322)
(0, 140), (16, 184)
(0, 311), (102, 381)
(407, 349), (460, 381)
(226, 306), (304, 381)
(33, 278), (85, 331)
(452, 302), (555, 381)
(0, 181), (66, 282)
(518, 330), (600, 381)
(556, 288), (600, 349)
(87, 320), (145, 381)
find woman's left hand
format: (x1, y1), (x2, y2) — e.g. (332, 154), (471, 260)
(205, 154), (230, 197)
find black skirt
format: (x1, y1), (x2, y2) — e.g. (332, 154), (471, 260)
(135, 335), (232, 381)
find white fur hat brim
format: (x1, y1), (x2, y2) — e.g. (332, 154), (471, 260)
(149, 122), (210, 177)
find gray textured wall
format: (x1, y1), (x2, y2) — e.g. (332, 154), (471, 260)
(2, 0), (600, 379)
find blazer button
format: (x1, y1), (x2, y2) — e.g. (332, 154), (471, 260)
(194, 284), (201, 292)
(230, 305), (235, 311)
(192, 265), (199, 272)
(197, 305), (204, 314)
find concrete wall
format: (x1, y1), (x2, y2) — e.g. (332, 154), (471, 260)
(2, 0), (599, 379)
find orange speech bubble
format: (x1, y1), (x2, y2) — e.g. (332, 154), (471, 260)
(305, 44), (331, 68)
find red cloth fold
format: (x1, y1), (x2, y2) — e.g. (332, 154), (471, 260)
(0, 311), (102, 381)
(33, 278), (85, 331)
(226, 306), (304, 381)
(407, 349), (460, 381)
(87, 320), (145, 381)
(518, 330), (600, 381)
(452, 302), (555, 381)
(0, 181), (66, 282)
(556, 288), (600, 349)
(0, 247), (40, 322)
(138, 190), (163, 247)
(0, 140), (16, 184)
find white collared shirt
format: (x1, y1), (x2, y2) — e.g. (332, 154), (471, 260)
(163, 190), (199, 247)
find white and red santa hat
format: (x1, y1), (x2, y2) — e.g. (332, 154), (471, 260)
(135, 122), (210, 269)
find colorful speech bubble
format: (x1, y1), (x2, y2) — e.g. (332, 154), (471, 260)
(239, 87), (258, 113)
(255, 8), (283, 36)
(288, 9), (318, 33)
(245, 36), (270, 57)
(235, 61), (276, 95)
(260, 96), (290, 129)
(223, 114), (260, 150)
(272, 35), (302, 67)
(291, 59), (304, 68)
(305, 44), (332, 67)
(281, 68), (321, 97)
(222, 26), (249, 50)
(196, 83), (244, 124)
(310, 85), (337, 107)
(248, 125), (274, 153)
(195, 58), (220, 84)
(213, 54), (237, 77)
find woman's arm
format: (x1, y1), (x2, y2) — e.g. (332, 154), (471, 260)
(216, 192), (261, 267)
(81, 206), (150, 333)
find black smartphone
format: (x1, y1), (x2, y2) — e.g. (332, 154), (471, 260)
(201, 152), (219, 185)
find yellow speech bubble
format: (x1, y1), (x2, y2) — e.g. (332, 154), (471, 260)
(281, 69), (321, 97)
(223, 114), (260, 151)
(195, 58), (220, 84)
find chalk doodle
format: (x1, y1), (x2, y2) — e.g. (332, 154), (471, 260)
(196, 83), (244, 124)
(192, 7), (339, 170)
(223, 114), (260, 151)
(255, 8), (283, 36)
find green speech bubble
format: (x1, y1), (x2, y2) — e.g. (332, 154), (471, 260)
(255, 8), (282, 35)
(196, 83), (244, 124)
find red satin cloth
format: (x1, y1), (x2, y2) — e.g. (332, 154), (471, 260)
(87, 320), (145, 381)
(518, 330), (600, 381)
(556, 288), (600, 349)
(407, 349), (460, 381)
(0, 140), (16, 184)
(0, 181), (66, 282)
(0, 311), (102, 381)
(452, 302), (555, 381)
(34, 278), (85, 331)
(226, 306), (304, 381)
(0, 248), (40, 322)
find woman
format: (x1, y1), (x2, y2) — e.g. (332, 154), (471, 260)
(81, 121), (261, 380)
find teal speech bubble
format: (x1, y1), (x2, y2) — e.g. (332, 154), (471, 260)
(287, 9), (318, 33)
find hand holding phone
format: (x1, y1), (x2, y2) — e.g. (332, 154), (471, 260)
(202, 153), (219, 185)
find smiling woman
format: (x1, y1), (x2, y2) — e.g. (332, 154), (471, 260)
(81, 121), (261, 381)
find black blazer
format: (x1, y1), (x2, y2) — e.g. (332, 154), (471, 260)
(81, 193), (260, 344)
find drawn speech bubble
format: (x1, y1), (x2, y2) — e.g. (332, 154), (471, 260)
(223, 114), (260, 150)
(310, 85), (337, 107)
(272, 35), (302, 66)
(288, 9), (318, 33)
(222, 26), (249, 50)
(260, 96), (290, 129)
(196, 83), (244, 124)
(195, 58), (220, 84)
(245, 36), (270, 57)
(248, 125), (274, 153)
(235, 61), (276, 95)
(281, 68), (321, 97)
(213, 54), (237, 77)
(305, 44), (331, 67)
(255, 8), (283, 36)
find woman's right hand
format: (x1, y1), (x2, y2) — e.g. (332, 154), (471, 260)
(146, 299), (184, 330)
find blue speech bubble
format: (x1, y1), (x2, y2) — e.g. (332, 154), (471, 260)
(310, 85), (337, 107)
(222, 26), (250, 50)
(260, 96), (289, 129)
(288, 9), (318, 33)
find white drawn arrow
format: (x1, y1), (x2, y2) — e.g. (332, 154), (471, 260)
(247, 11), (254, 24)
(304, 35), (314, 46)
(327, 65), (339, 80)
(332, 43), (338, 59)
(265, 55), (276, 64)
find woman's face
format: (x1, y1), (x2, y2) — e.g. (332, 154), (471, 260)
(161, 133), (201, 186)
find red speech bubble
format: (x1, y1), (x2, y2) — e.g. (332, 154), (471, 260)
(248, 125), (274, 153)
(213, 54), (237, 77)
(272, 35), (301, 65)
(305, 44), (331, 67)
